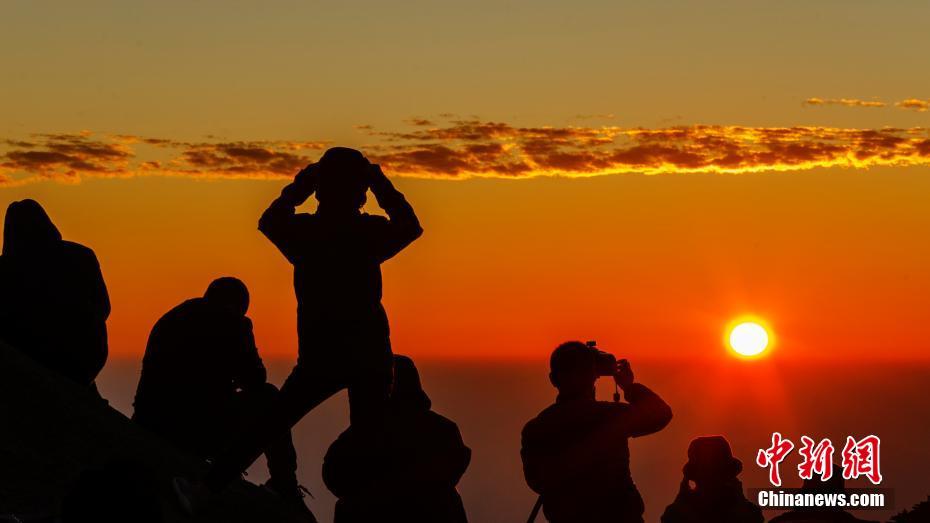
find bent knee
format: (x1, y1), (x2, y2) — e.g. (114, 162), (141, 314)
(243, 381), (281, 403)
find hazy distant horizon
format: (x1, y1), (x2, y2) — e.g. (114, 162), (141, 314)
(98, 357), (930, 522)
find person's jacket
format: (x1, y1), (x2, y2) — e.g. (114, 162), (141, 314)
(258, 171), (422, 366)
(661, 479), (764, 523)
(521, 383), (672, 523)
(0, 200), (109, 386)
(132, 298), (266, 430)
(322, 358), (470, 523)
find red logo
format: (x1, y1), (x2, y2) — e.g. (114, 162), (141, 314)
(756, 433), (882, 486)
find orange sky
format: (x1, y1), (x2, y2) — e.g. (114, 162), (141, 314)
(2, 165), (929, 362)
(2, 1), (930, 362)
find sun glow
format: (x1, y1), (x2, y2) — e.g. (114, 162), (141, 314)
(726, 319), (772, 357)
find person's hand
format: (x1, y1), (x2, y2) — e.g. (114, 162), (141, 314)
(295, 163), (318, 185)
(367, 163), (390, 194)
(614, 359), (634, 390)
(281, 163), (317, 202)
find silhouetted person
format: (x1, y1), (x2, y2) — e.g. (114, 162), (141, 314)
(133, 278), (310, 517)
(176, 148), (422, 514)
(890, 496), (930, 523)
(660, 436), (763, 523)
(768, 464), (879, 523)
(521, 341), (673, 523)
(323, 355), (470, 523)
(60, 459), (163, 523)
(0, 199), (110, 389)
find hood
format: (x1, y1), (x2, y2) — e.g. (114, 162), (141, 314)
(391, 354), (431, 412)
(3, 199), (62, 256)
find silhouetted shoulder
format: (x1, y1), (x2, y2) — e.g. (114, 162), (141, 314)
(423, 411), (469, 451)
(59, 240), (104, 278)
(293, 212), (318, 225)
(521, 407), (550, 439)
(60, 240), (98, 259)
(360, 212), (392, 235)
(161, 298), (204, 319)
(421, 409), (457, 429)
(360, 212), (389, 225)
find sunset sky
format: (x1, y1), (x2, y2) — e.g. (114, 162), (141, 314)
(3, 0), (930, 361)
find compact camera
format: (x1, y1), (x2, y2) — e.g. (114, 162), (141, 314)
(585, 340), (618, 377)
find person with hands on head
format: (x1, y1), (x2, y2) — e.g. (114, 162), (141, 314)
(174, 148), (422, 520)
(521, 341), (673, 523)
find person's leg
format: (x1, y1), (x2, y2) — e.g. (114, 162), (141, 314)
(205, 365), (343, 491)
(231, 383), (300, 493)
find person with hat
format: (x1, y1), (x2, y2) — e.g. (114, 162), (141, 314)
(323, 355), (471, 523)
(661, 435), (763, 523)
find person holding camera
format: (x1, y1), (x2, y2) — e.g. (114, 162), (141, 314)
(521, 341), (673, 523)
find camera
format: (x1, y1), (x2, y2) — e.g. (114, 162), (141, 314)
(585, 340), (617, 377)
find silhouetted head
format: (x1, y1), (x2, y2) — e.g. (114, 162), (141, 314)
(683, 436), (743, 486)
(2, 199), (62, 256)
(204, 277), (250, 316)
(800, 464), (846, 495)
(549, 341), (598, 398)
(315, 147), (370, 211)
(391, 354), (432, 411)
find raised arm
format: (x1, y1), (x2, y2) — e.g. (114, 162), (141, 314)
(257, 165), (318, 263)
(368, 164), (423, 261)
(613, 360), (673, 437)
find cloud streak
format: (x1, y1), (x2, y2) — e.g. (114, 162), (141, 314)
(362, 119), (930, 177)
(804, 98), (886, 108)
(805, 96), (930, 112)
(0, 134), (328, 185)
(3, 120), (930, 185)
(895, 99), (930, 112)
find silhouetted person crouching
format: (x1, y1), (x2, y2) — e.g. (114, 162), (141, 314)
(133, 278), (308, 516)
(323, 355), (470, 523)
(660, 436), (763, 523)
(0, 199), (110, 389)
(521, 341), (672, 523)
(176, 148), (422, 514)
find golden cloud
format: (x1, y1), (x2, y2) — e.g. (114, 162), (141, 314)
(804, 98), (886, 108)
(804, 97), (930, 112)
(3, 120), (930, 185)
(363, 119), (930, 177)
(896, 99), (930, 112)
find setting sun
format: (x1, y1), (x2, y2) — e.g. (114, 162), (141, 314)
(728, 321), (770, 357)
